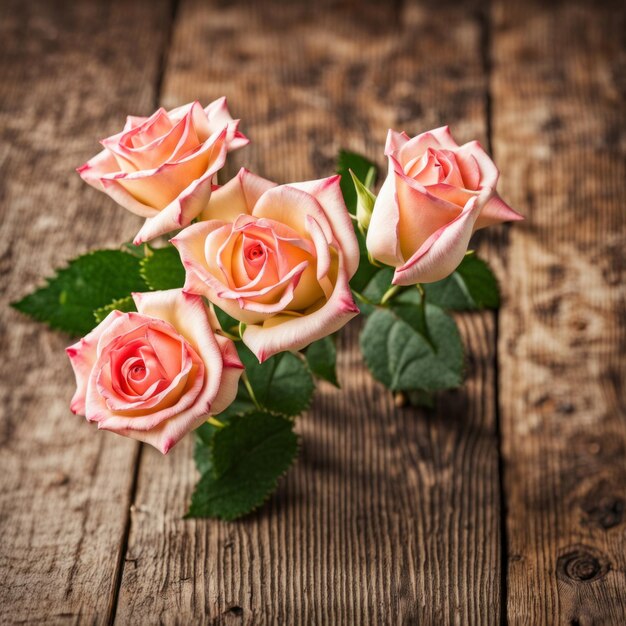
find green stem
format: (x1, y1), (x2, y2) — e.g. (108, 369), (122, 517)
(207, 416), (225, 428)
(380, 284), (401, 305)
(242, 372), (261, 409)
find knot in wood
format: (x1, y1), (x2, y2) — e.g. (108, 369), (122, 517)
(556, 545), (610, 583)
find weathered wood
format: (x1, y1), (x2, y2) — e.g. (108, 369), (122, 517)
(114, 1), (502, 623)
(0, 0), (172, 622)
(491, 1), (626, 623)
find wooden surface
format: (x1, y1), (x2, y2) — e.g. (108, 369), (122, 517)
(492, 2), (626, 624)
(0, 0), (623, 624)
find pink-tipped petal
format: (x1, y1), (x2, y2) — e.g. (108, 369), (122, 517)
(384, 128), (411, 155)
(133, 290), (224, 403)
(456, 140), (499, 189)
(240, 168), (277, 208)
(287, 175), (360, 278)
(77, 149), (119, 190)
(198, 167), (264, 222)
(392, 196), (483, 285)
(475, 192), (524, 229)
(210, 335), (244, 416)
(305, 215), (332, 281)
(97, 177), (161, 219)
(204, 97), (250, 150)
(396, 126), (458, 167)
(66, 311), (123, 415)
(242, 257), (359, 361)
(252, 184), (334, 244)
(393, 172), (463, 260)
(173, 221), (269, 324)
(133, 132), (228, 244)
(366, 160), (403, 266)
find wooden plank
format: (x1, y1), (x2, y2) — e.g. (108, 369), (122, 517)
(0, 1), (172, 622)
(491, 1), (626, 623)
(115, 1), (503, 623)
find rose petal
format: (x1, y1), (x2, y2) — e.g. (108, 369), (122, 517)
(475, 192), (524, 229)
(133, 291), (224, 403)
(204, 96), (250, 150)
(102, 109), (192, 172)
(397, 126), (459, 167)
(252, 184), (335, 246)
(455, 140), (499, 189)
(287, 175), (359, 278)
(392, 195), (483, 285)
(110, 129), (221, 208)
(242, 255), (359, 362)
(199, 167), (275, 222)
(174, 222), (272, 324)
(66, 310), (125, 415)
(210, 334), (245, 415)
(366, 159), (403, 266)
(395, 176), (463, 260)
(132, 129), (228, 244)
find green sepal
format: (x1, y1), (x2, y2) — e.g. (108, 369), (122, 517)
(336, 149), (377, 214)
(349, 168), (376, 234)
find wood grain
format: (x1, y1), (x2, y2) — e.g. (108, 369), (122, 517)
(0, 0), (172, 622)
(491, 1), (626, 623)
(114, 0), (503, 623)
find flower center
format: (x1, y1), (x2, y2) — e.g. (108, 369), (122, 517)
(246, 242), (265, 261)
(129, 363), (146, 381)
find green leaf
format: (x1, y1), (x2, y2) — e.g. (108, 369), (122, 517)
(423, 253), (500, 310)
(336, 149), (384, 294)
(121, 242), (150, 258)
(360, 303), (463, 392)
(336, 149), (377, 214)
(305, 335), (339, 387)
(237, 344), (315, 417)
(212, 304), (240, 338)
(193, 422), (219, 476)
(11, 249), (147, 335)
(217, 389), (258, 421)
(93, 295), (137, 323)
(140, 245), (185, 291)
(349, 226), (381, 293)
(360, 266), (396, 306)
(186, 412), (299, 520)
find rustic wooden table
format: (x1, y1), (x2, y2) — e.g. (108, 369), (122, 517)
(1, 0), (624, 624)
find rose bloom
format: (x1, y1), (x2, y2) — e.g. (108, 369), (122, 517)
(172, 169), (360, 362)
(367, 126), (523, 285)
(78, 99), (249, 245)
(66, 290), (243, 454)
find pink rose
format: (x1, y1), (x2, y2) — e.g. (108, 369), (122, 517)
(66, 289), (243, 454)
(366, 127), (523, 285)
(172, 169), (360, 362)
(77, 99), (249, 245)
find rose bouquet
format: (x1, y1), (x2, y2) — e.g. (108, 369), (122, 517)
(13, 99), (521, 520)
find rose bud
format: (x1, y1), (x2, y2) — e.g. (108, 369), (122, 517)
(366, 127), (523, 285)
(172, 169), (360, 362)
(77, 99), (249, 245)
(66, 289), (243, 454)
